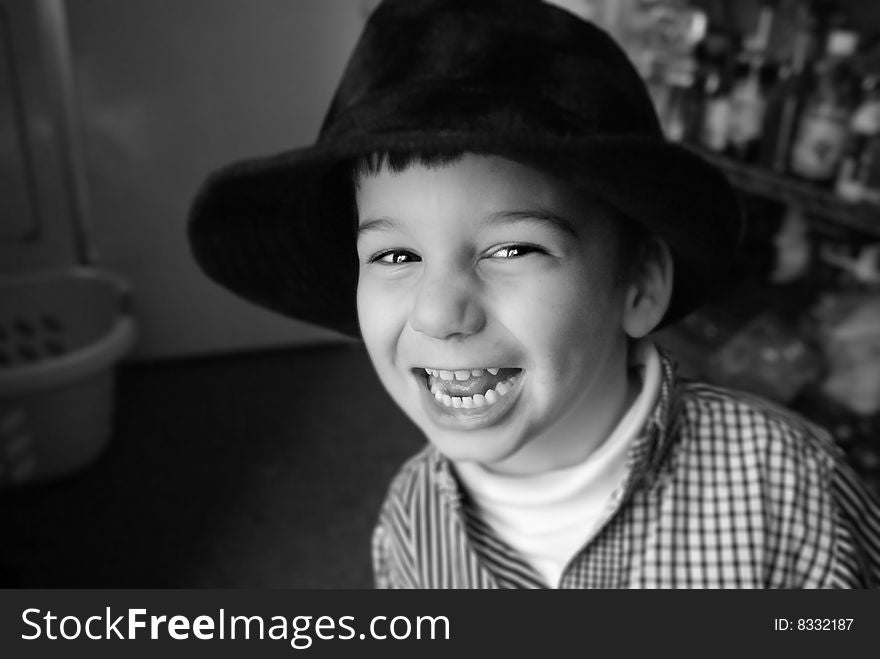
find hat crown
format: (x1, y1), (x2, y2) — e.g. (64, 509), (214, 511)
(320, 0), (662, 141)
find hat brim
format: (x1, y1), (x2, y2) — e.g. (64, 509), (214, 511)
(189, 131), (742, 338)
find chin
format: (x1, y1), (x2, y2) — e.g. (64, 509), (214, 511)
(424, 425), (524, 464)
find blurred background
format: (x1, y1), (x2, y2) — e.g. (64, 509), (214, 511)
(1, 0), (879, 587)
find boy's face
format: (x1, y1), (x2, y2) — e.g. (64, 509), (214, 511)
(355, 154), (635, 475)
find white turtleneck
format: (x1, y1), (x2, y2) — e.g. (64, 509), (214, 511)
(452, 341), (661, 588)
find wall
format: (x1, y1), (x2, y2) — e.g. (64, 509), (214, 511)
(65, 0), (371, 359)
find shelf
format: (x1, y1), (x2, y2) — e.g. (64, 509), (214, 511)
(687, 146), (880, 239)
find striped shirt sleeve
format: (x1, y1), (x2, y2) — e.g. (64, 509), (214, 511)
(372, 491), (418, 589)
(371, 519), (393, 589)
(371, 450), (430, 589)
(826, 459), (880, 588)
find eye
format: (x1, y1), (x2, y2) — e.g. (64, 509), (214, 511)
(370, 249), (421, 265)
(489, 244), (545, 259)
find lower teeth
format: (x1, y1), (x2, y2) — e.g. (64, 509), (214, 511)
(431, 376), (517, 408)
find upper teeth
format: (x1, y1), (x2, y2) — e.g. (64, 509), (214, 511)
(424, 367), (502, 380)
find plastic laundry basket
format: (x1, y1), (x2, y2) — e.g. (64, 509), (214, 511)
(0, 268), (136, 486)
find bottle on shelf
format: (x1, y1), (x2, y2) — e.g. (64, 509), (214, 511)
(658, 61), (698, 142)
(645, 5), (709, 143)
(759, 2), (817, 172)
(835, 74), (880, 204)
(789, 26), (860, 183)
(725, 2), (776, 163)
(687, 27), (735, 150)
(699, 66), (733, 151)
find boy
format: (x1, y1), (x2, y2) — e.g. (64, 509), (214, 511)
(189, 0), (880, 587)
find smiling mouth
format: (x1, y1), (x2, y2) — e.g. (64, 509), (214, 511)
(414, 367), (522, 409)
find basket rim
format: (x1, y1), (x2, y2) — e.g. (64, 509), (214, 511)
(0, 314), (136, 396)
(0, 266), (136, 394)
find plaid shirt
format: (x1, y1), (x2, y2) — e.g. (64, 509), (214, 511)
(372, 353), (880, 588)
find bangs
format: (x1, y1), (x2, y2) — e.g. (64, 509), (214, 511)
(352, 150), (467, 186)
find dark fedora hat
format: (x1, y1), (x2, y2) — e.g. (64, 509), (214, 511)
(189, 0), (742, 338)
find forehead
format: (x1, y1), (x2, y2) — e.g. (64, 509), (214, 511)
(354, 153), (618, 241)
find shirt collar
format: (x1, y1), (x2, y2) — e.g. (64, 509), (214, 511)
(620, 346), (680, 495)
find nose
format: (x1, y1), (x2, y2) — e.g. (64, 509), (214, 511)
(409, 266), (486, 339)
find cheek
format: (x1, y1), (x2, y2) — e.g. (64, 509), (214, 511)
(357, 283), (410, 401)
(357, 279), (410, 360)
(505, 271), (621, 377)
(357, 282), (388, 349)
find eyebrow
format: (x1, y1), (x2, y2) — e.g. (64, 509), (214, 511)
(356, 209), (579, 240)
(485, 209), (579, 239)
(356, 217), (398, 240)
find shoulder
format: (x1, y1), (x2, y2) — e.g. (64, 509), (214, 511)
(371, 445), (460, 588)
(673, 379), (842, 479)
(381, 444), (446, 510)
(669, 381), (837, 544)
(669, 380), (880, 587)
(375, 444), (459, 533)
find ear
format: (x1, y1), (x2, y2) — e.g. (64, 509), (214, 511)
(622, 238), (674, 339)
